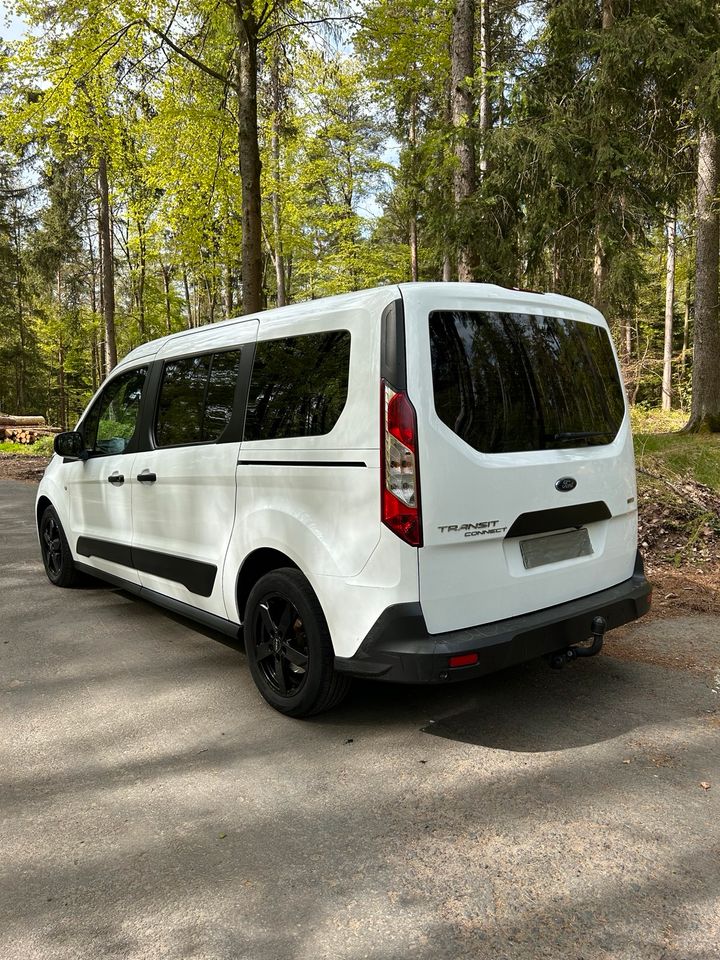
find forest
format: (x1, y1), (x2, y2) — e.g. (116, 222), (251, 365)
(1, 0), (720, 431)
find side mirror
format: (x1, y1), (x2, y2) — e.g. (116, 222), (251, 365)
(54, 431), (88, 461)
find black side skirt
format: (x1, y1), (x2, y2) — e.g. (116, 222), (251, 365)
(74, 561), (241, 638)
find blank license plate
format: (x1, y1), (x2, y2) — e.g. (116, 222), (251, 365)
(520, 528), (593, 570)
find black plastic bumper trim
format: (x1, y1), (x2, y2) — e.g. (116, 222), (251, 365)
(335, 551), (651, 684)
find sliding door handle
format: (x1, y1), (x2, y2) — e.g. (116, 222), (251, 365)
(136, 470), (157, 484)
(107, 472), (124, 485)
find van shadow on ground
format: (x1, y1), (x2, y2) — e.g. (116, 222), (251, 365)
(72, 578), (711, 758)
(319, 652), (708, 754)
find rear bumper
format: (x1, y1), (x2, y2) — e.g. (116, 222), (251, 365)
(335, 551), (652, 684)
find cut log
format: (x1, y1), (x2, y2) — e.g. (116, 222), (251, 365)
(0, 415), (46, 427)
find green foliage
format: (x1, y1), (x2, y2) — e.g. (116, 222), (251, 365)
(0, 0), (718, 424)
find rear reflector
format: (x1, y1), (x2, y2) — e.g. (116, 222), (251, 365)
(448, 653), (479, 668)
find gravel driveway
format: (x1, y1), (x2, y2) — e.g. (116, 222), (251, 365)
(1, 479), (718, 960)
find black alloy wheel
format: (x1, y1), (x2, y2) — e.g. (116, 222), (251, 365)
(244, 568), (351, 717)
(42, 513), (63, 580)
(252, 592), (309, 697)
(39, 506), (79, 588)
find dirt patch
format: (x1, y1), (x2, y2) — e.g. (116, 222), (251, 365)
(0, 454), (50, 483)
(637, 469), (720, 566)
(645, 563), (720, 617)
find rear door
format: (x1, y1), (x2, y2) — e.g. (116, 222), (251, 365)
(402, 285), (638, 635)
(131, 321), (258, 620)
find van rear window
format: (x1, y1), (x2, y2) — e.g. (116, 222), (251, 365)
(429, 311), (626, 454)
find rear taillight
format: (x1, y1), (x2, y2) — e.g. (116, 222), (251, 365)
(381, 380), (422, 547)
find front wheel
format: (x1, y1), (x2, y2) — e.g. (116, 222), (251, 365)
(39, 505), (80, 588)
(244, 568), (351, 717)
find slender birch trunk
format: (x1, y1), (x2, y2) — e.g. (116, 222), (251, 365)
(661, 216), (676, 411)
(451, 0), (475, 281)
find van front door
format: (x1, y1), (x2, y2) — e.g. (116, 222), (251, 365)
(131, 322), (258, 621)
(66, 366), (149, 585)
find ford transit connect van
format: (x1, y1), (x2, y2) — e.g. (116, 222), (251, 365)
(38, 283), (651, 716)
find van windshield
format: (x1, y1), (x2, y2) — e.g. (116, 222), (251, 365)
(429, 310), (626, 454)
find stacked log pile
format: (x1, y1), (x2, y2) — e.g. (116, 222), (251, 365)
(0, 415), (61, 444)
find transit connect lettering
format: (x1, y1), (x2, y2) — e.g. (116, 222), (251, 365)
(437, 521), (508, 537)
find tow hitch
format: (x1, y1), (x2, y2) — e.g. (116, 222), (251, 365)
(549, 616), (607, 669)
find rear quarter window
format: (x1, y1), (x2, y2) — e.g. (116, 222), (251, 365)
(244, 331), (351, 441)
(429, 311), (626, 453)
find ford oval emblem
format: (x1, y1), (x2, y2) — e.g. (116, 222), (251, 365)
(555, 477), (577, 492)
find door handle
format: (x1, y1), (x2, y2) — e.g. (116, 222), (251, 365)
(107, 472), (125, 485)
(137, 470), (157, 484)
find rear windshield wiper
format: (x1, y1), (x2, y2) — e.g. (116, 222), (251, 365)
(550, 430), (615, 442)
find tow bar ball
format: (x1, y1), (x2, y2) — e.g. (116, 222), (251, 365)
(549, 616), (607, 670)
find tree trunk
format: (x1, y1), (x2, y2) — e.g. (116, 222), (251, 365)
(681, 276), (691, 377)
(592, 229), (608, 315)
(409, 95), (419, 282)
(602, 0), (614, 29)
(478, 0), (491, 176)
(58, 341), (67, 431)
(182, 266), (194, 328)
(161, 262), (173, 333)
(224, 264), (235, 318)
(270, 43), (287, 307)
(443, 254), (453, 281)
(12, 200), (26, 411)
(661, 215), (676, 411)
(236, 4), (263, 314)
(592, 0), (614, 321)
(451, 0), (475, 281)
(686, 121), (720, 432)
(137, 218), (147, 337)
(97, 155), (117, 371)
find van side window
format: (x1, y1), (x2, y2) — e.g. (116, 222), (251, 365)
(155, 350), (241, 447)
(83, 367), (148, 456)
(203, 351), (242, 441)
(244, 331), (351, 441)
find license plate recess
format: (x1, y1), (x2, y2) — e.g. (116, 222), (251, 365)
(520, 528), (593, 570)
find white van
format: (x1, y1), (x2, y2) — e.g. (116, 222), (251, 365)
(37, 283), (651, 716)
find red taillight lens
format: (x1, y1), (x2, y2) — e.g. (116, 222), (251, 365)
(381, 380), (422, 547)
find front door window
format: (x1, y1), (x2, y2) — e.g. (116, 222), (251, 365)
(83, 367), (148, 456)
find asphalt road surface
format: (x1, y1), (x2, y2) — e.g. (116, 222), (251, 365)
(2, 479), (719, 960)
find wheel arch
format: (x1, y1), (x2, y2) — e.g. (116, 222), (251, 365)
(235, 548), (300, 624)
(36, 495), (53, 532)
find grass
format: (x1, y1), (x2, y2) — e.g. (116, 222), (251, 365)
(634, 432), (720, 492)
(627, 405), (720, 492)
(630, 406), (688, 435)
(0, 436), (55, 457)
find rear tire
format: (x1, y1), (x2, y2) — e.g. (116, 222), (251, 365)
(244, 568), (351, 717)
(39, 505), (80, 588)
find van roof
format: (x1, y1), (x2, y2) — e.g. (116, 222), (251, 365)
(116, 282), (603, 370)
